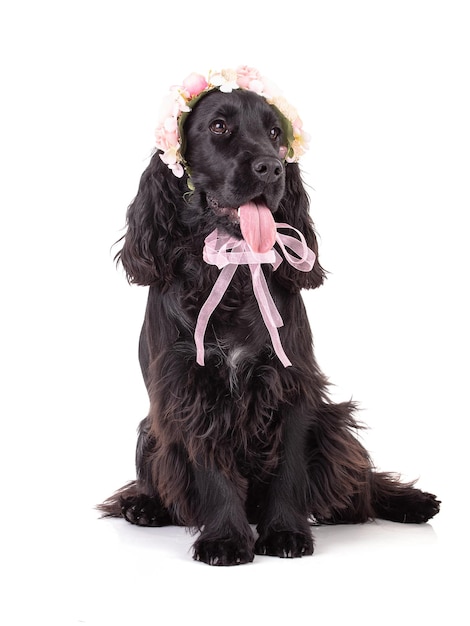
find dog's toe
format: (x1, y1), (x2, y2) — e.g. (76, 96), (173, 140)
(402, 492), (441, 523)
(255, 529), (314, 558)
(120, 494), (172, 527)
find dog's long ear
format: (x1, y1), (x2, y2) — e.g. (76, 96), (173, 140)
(274, 163), (326, 292)
(116, 152), (187, 288)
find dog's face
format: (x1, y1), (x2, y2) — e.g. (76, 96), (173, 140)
(183, 89), (287, 238)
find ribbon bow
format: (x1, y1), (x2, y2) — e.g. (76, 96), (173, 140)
(194, 223), (316, 367)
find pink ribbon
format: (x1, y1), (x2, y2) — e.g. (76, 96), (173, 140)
(195, 223), (316, 367)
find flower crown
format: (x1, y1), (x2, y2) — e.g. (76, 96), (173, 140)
(155, 66), (310, 178)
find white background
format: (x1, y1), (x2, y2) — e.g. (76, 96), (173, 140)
(1, 1), (469, 624)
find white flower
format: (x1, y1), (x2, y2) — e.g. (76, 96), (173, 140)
(159, 144), (180, 166)
(169, 162), (185, 178)
(210, 72), (239, 93)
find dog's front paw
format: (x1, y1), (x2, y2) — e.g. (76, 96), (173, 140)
(193, 535), (255, 566)
(255, 529), (314, 558)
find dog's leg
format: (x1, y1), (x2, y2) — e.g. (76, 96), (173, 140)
(255, 406), (315, 558)
(98, 416), (175, 527)
(143, 352), (256, 565)
(122, 416), (175, 526)
(305, 402), (440, 524)
(192, 465), (255, 566)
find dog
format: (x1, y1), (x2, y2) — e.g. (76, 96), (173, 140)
(99, 68), (440, 565)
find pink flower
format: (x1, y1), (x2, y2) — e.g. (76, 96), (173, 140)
(155, 121), (178, 153)
(182, 72), (208, 97)
(236, 65), (262, 90)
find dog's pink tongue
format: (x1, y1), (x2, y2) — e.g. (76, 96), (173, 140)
(239, 202), (276, 253)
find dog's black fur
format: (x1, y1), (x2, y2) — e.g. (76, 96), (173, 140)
(99, 88), (440, 565)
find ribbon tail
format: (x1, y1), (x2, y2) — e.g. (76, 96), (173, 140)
(250, 265), (292, 368)
(194, 265), (237, 366)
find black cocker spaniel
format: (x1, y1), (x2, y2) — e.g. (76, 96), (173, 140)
(99, 68), (440, 565)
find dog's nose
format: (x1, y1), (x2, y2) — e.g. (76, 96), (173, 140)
(252, 157), (283, 183)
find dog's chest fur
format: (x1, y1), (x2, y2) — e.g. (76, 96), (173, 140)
(200, 264), (276, 357)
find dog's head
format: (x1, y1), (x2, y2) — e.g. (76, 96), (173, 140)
(118, 70), (325, 291)
(183, 89), (287, 242)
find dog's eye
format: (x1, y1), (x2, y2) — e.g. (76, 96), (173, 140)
(209, 119), (229, 135)
(270, 127), (281, 141)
